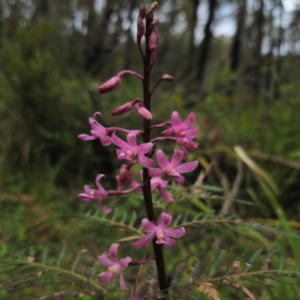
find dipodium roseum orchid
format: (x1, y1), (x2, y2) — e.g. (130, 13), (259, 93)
(79, 174), (142, 213)
(150, 176), (173, 202)
(149, 149), (198, 185)
(162, 111), (198, 139)
(112, 131), (154, 168)
(78, 174), (111, 213)
(98, 243), (132, 290)
(78, 112), (111, 146)
(131, 212), (185, 249)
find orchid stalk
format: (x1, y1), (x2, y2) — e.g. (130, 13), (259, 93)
(78, 2), (199, 297)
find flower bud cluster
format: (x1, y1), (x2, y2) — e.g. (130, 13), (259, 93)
(78, 3), (199, 297)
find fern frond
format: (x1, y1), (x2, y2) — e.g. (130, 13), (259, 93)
(0, 245), (112, 298)
(56, 240), (68, 268)
(208, 250), (226, 278)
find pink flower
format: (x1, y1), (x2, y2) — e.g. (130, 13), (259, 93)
(78, 174), (111, 213)
(131, 212), (185, 249)
(116, 163), (139, 191)
(98, 70), (143, 94)
(78, 112), (111, 146)
(99, 243), (132, 290)
(162, 111), (198, 139)
(150, 176), (173, 202)
(112, 131), (154, 168)
(149, 149), (198, 185)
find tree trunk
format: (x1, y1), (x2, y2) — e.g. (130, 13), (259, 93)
(230, 0), (247, 72)
(196, 0), (217, 85)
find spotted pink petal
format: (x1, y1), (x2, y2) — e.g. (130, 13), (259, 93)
(109, 243), (119, 262)
(181, 112), (195, 129)
(185, 127), (199, 139)
(119, 270), (127, 290)
(161, 235), (176, 249)
(172, 173), (185, 186)
(99, 253), (115, 267)
(157, 185), (173, 202)
(171, 111), (182, 128)
(127, 131), (139, 147)
(119, 257), (132, 270)
(156, 149), (169, 169)
(137, 142), (154, 154)
(138, 154), (154, 168)
(158, 212), (172, 228)
(161, 127), (173, 136)
(99, 271), (115, 285)
(99, 135), (112, 146)
(111, 132), (131, 151)
(149, 167), (165, 177)
(170, 149), (184, 168)
(163, 227), (185, 239)
(99, 197), (112, 214)
(78, 134), (97, 141)
(175, 161), (198, 173)
(131, 232), (156, 248)
(141, 218), (157, 232)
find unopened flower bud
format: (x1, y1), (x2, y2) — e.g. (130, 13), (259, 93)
(162, 74), (174, 81)
(98, 76), (121, 94)
(147, 2), (159, 16)
(112, 102), (134, 116)
(149, 28), (158, 51)
(137, 17), (145, 38)
(112, 98), (143, 116)
(134, 104), (152, 121)
(138, 5), (146, 19)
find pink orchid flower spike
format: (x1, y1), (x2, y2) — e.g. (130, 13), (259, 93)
(112, 130), (154, 168)
(99, 243), (132, 290)
(149, 149), (198, 185)
(78, 174), (111, 213)
(131, 212), (185, 249)
(162, 111), (198, 139)
(78, 112), (111, 146)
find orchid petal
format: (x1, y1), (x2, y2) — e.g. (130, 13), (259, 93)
(131, 232), (156, 248)
(99, 253), (115, 267)
(138, 154), (154, 168)
(99, 271), (115, 285)
(141, 218), (157, 232)
(158, 212), (172, 228)
(99, 197), (112, 214)
(161, 127), (173, 136)
(78, 134), (97, 141)
(112, 132), (131, 151)
(172, 173), (185, 186)
(109, 243), (119, 262)
(175, 160), (198, 173)
(127, 131), (139, 147)
(162, 235), (176, 249)
(78, 193), (95, 201)
(119, 270), (128, 290)
(99, 135), (112, 146)
(185, 127), (199, 139)
(181, 112), (195, 129)
(163, 227), (185, 238)
(171, 111), (182, 128)
(149, 167), (165, 177)
(156, 149), (169, 170)
(157, 186), (173, 202)
(137, 142), (154, 154)
(119, 257), (132, 270)
(170, 149), (183, 168)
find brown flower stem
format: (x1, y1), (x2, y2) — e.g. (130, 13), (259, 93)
(142, 9), (169, 295)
